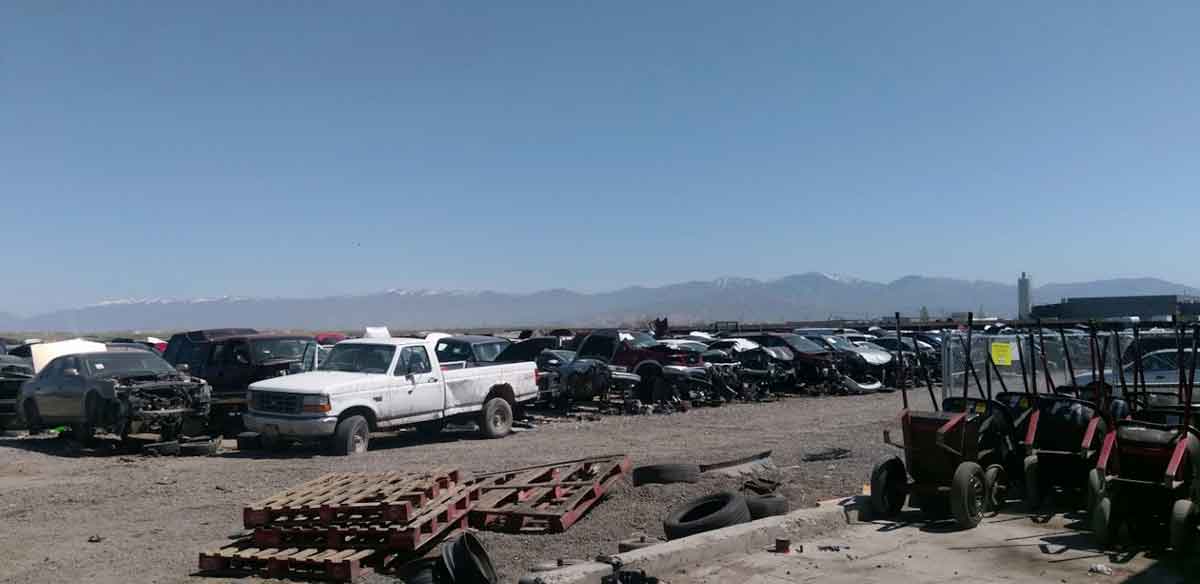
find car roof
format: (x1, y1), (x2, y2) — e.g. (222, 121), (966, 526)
(180, 328), (259, 342)
(337, 337), (426, 347)
(444, 335), (510, 344)
(216, 333), (314, 342)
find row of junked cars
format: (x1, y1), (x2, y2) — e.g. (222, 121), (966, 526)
(0, 324), (943, 456)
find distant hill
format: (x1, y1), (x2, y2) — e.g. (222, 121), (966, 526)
(4, 274), (1198, 333)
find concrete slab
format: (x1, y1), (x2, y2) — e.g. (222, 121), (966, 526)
(668, 509), (1194, 584)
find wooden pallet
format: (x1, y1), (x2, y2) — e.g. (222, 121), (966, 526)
(197, 544), (376, 582)
(253, 484), (480, 551)
(243, 468), (461, 528)
(469, 455), (630, 532)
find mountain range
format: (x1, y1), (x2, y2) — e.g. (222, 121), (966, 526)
(1, 274), (1196, 333)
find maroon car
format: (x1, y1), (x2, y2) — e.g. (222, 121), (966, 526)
(574, 329), (701, 400)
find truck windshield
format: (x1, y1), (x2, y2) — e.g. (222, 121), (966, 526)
(251, 339), (312, 364)
(318, 344), (395, 374)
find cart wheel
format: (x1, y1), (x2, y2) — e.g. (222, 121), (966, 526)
(950, 462), (986, 529)
(1086, 469), (1105, 516)
(1023, 455), (1041, 510)
(1170, 499), (1196, 556)
(983, 464), (1008, 513)
(869, 457), (907, 518)
(1092, 496), (1117, 548)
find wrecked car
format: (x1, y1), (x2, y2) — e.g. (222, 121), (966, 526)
(800, 334), (887, 392)
(17, 349), (211, 441)
(741, 333), (840, 392)
(0, 355), (34, 429)
(574, 329), (704, 403)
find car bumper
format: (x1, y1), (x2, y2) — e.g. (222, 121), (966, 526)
(243, 412), (338, 438)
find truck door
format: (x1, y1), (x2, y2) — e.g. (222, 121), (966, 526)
(392, 346), (443, 418)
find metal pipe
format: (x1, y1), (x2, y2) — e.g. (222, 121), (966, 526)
(894, 312), (906, 394)
(1059, 326), (1077, 387)
(895, 312), (908, 410)
(1028, 329), (1039, 396)
(1036, 322), (1054, 393)
(987, 352), (1011, 394)
(1016, 331), (1031, 395)
(984, 336), (992, 400)
(909, 330), (938, 411)
(963, 313), (974, 399)
(1112, 331), (1127, 400)
(1187, 325), (1198, 431)
(1132, 325), (1146, 409)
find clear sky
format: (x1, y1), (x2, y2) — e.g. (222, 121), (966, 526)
(3, 2), (1198, 316)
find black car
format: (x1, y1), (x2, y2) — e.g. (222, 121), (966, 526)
(18, 349), (210, 441)
(433, 335), (512, 368)
(741, 333), (837, 388)
(162, 328), (259, 375)
(0, 355), (34, 429)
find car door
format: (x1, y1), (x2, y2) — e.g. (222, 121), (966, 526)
(41, 357), (84, 420)
(28, 357), (63, 420)
(205, 341), (231, 394)
(392, 346), (443, 418)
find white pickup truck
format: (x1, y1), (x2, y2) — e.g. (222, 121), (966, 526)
(242, 337), (538, 455)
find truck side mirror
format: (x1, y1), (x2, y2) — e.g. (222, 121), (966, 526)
(176, 363), (190, 374)
(62, 368), (80, 377)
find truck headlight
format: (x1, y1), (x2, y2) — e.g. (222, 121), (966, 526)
(302, 394), (331, 413)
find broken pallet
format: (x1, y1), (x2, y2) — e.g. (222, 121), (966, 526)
(470, 454), (630, 532)
(243, 468), (461, 528)
(197, 545), (376, 582)
(254, 483), (480, 551)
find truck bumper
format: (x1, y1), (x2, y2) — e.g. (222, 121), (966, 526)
(243, 412), (338, 438)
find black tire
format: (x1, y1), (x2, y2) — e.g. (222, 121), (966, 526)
(415, 419), (444, 439)
(332, 415), (369, 456)
(983, 464), (1008, 513)
(663, 491), (751, 540)
(950, 462), (986, 529)
(22, 400), (43, 434)
(478, 398), (513, 439)
(1086, 468), (1105, 515)
(1170, 499), (1195, 556)
(746, 493), (789, 519)
(1023, 455), (1040, 510)
(1093, 496), (1116, 547)
(441, 532), (497, 584)
(631, 463), (701, 486)
(869, 457), (907, 517)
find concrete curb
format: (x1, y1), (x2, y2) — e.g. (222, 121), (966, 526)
(520, 495), (864, 584)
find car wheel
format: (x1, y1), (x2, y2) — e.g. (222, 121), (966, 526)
(983, 464), (1008, 513)
(632, 463), (701, 486)
(746, 493), (790, 519)
(332, 415), (369, 456)
(22, 400), (43, 434)
(478, 398), (513, 439)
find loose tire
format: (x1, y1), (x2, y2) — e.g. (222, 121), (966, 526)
(631, 463), (701, 486)
(478, 398), (513, 439)
(1086, 468), (1105, 515)
(1093, 496), (1116, 548)
(746, 493), (790, 519)
(1023, 455), (1040, 510)
(869, 457), (907, 518)
(950, 462), (986, 529)
(332, 415), (369, 456)
(1170, 499), (1195, 556)
(663, 491), (751, 540)
(983, 464), (1008, 513)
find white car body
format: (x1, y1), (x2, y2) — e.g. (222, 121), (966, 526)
(242, 337), (537, 442)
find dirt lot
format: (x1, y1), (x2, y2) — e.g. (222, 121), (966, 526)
(0, 392), (903, 584)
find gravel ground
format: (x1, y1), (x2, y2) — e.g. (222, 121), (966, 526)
(0, 392), (904, 584)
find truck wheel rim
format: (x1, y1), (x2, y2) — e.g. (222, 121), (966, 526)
(970, 474), (984, 519)
(494, 409), (510, 430)
(353, 430), (367, 453)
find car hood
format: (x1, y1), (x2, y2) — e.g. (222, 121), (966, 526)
(249, 371), (383, 395)
(853, 347), (893, 366)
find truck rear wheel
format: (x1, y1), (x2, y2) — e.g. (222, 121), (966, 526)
(332, 415), (370, 455)
(479, 398), (513, 439)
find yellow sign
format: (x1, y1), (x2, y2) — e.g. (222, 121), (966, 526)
(991, 342), (1013, 366)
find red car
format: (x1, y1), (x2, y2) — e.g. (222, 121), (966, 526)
(574, 329), (702, 400)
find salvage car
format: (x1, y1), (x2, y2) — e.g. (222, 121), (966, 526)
(800, 334), (888, 391)
(741, 332), (840, 391)
(17, 348), (211, 441)
(243, 337), (538, 455)
(433, 335), (512, 368)
(0, 355), (34, 429)
(573, 329), (703, 402)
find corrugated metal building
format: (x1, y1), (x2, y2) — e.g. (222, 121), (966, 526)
(1030, 295), (1200, 320)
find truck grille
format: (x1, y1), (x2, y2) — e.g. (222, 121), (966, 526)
(251, 391), (302, 415)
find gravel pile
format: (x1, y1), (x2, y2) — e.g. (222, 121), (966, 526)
(0, 392), (907, 584)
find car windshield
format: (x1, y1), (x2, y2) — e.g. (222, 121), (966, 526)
(473, 341), (510, 362)
(777, 334), (825, 353)
(86, 352), (176, 376)
(621, 331), (658, 348)
(251, 339), (311, 363)
(318, 344), (395, 374)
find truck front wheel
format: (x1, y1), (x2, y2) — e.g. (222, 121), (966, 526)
(332, 415), (370, 455)
(479, 398), (513, 439)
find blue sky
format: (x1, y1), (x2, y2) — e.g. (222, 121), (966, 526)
(2, 2), (1199, 316)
